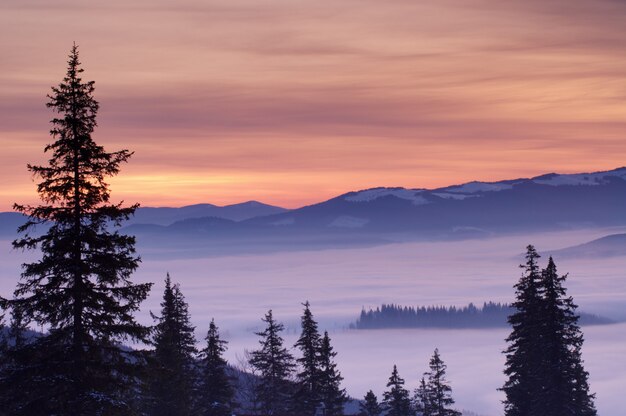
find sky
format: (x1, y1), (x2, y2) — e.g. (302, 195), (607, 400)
(1, 0), (626, 210)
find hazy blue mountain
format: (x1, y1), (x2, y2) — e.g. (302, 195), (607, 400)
(3, 167), (626, 255)
(549, 233), (626, 258)
(127, 201), (288, 225)
(0, 201), (288, 238)
(243, 166), (626, 234)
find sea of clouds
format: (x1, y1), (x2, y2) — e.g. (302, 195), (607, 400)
(1, 227), (625, 415)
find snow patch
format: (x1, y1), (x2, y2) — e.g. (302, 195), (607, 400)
(441, 181), (514, 194)
(345, 188), (429, 205)
(532, 170), (626, 187)
(432, 192), (478, 200)
(328, 216), (370, 228)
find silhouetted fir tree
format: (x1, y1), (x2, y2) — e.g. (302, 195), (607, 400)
(539, 257), (596, 416)
(503, 248), (597, 416)
(197, 318), (235, 416)
(382, 365), (412, 416)
(249, 309), (295, 415)
(359, 390), (383, 416)
(414, 377), (433, 416)
(0, 44), (151, 416)
(570, 358), (596, 416)
(502, 245), (543, 416)
(318, 331), (347, 416)
(146, 275), (197, 416)
(423, 349), (460, 416)
(293, 301), (323, 415)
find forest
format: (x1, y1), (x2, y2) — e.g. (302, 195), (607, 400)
(353, 302), (612, 329)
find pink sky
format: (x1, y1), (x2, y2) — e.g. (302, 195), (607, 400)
(1, 0), (625, 210)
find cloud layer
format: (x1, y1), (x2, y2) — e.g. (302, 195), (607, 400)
(1, 0), (625, 208)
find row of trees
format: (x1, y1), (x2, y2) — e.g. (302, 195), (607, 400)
(359, 350), (460, 416)
(139, 274), (347, 416)
(243, 303), (347, 416)
(354, 302), (511, 329)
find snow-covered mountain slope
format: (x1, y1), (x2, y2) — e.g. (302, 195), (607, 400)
(3, 167), (626, 255)
(241, 166), (626, 238)
(344, 166), (626, 203)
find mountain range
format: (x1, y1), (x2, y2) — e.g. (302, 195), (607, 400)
(3, 167), (626, 256)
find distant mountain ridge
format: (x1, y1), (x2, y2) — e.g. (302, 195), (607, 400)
(3, 167), (626, 256)
(549, 233), (626, 259)
(0, 201), (288, 238)
(126, 201), (288, 226)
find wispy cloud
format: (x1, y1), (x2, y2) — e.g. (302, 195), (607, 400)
(1, 0), (625, 209)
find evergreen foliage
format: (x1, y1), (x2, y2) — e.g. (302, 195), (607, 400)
(354, 301), (608, 330)
(355, 302), (510, 329)
(318, 331), (347, 416)
(293, 301), (323, 415)
(0, 44), (151, 416)
(414, 377), (432, 416)
(146, 275), (197, 416)
(359, 390), (383, 416)
(538, 257), (597, 416)
(382, 365), (412, 416)
(422, 349), (460, 416)
(248, 309), (295, 415)
(502, 245), (544, 416)
(197, 319), (235, 416)
(502, 246), (597, 416)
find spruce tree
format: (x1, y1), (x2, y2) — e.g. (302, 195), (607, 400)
(502, 248), (597, 416)
(539, 257), (596, 416)
(1, 44), (151, 415)
(197, 318), (235, 416)
(423, 349), (460, 416)
(318, 331), (347, 416)
(502, 245), (543, 416)
(146, 275), (197, 416)
(414, 377), (433, 416)
(249, 309), (295, 415)
(293, 301), (323, 415)
(359, 390), (383, 416)
(382, 365), (412, 416)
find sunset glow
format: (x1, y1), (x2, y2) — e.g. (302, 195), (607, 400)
(1, 0), (625, 209)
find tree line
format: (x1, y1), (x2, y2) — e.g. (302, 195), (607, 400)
(0, 45), (598, 416)
(353, 302), (611, 329)
(354, 302), (511, 329)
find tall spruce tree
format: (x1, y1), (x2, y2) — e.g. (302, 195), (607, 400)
(423, 349), (460, 416)
(539, 257), (596, 416)
(146, 275), (197, 416)
(293, 301), (323, 415)
(502, 248), (597, 416)
(318, 331), (347, 416)
(197, 319), (235, 416)
(0, 44), (151, 415)
(360, 390), (383, 416)
(502, 245), (543, 416)
(382, 365), (412, 416)
(249, 309), (295, 415)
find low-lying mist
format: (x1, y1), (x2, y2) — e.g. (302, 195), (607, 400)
(1, 227), (624, 415)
